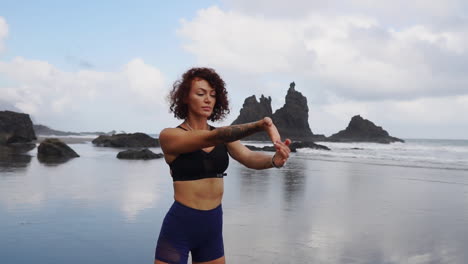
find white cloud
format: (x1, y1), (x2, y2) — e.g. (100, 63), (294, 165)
(1, 8), (467, 139)
(123, 58), (166, 105)
(178, 7), (316, 75)
(348, 0), (465, 20)
(0, 56), (168, 132)
(391, 95), (468, 125)
(179, 6), (468, 102)
(0, 16), (168, 132)
(0, 17), (8, 52)
(222, 0), (466, 21)
(307, 94), (468, 138)
(177, 4), (468, 139)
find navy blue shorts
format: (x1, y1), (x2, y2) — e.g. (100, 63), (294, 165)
(155, 201), (224, 264)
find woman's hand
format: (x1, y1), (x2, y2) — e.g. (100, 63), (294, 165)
(272, 139), (292, 167)
(261, 117), (291, 167)
(262, 117), (281, 143)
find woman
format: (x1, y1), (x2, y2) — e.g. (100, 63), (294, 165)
(155, 67), (291, 264)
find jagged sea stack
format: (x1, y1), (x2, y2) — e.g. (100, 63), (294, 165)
(230, 82), (324, 141)
(231, 95), (273, 125)
(327, 115), (404, 144)
(272, 82), (318, 141)
(230, 95), (273, 141)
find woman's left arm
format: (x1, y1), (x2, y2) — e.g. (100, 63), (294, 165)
(227, 139), (291, 170)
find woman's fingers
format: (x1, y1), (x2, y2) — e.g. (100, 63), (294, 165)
(268, 127), (281, 143)
(273, 139), (292, 167)
(263, 117), (273, 127)
(275, 140), (291, 153)
(278, 150), (288, 161)
(262, 117), (282, 143)
(278, 146), (289, 158)
(275, 142), (290, 159)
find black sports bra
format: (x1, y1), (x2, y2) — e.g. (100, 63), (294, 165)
(169, 125), (229, 182)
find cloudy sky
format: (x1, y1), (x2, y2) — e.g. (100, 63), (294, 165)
(1, 0), (467, 139)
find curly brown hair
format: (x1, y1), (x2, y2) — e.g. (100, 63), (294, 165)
(168, 67), (230, 121)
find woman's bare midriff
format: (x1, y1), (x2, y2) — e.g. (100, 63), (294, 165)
(173, 178), (224, 210)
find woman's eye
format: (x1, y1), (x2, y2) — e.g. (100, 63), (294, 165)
(197, 94), (204, 96)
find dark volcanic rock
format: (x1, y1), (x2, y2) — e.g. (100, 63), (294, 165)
(230, 82), (325, 141)
(232, 95), (273, 125)
(245, 140), (329, 152)
(37, 138), (80, 163)
(92, 133), (159, 148)
(327, 115), (404, 144)
(0, 111), (37, 145)
(289, 141), (330, 151)
(231, 95), (273, 141)
(245, 145), (288, 152)
(117, 148), (164, 160)
(272, 82), (326, 141)
(0, 108), (36, 170)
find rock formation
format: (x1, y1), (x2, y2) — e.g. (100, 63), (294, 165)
(289, 141), (330, 151)
(245, 145), (281, 152)
(231, 82), (325, 141)
(231, 95), (273, 125)
(92, 133), (159, 148)
(0, 111), (37, 145)
(117, 149), (164, 160)
(37, 138), (80, 163)
(271, 82), (322, 141)
(245, 141), (330, 152)
(0, 111), (36, 168)
(327, 115), (404, 144)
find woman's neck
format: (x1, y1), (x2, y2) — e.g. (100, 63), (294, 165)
(184, 116), (209, 130)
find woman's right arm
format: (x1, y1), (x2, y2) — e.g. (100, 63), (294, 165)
(159, 117), (280, 155)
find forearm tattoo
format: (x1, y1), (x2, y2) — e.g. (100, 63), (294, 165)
(215, 122), (263, 142)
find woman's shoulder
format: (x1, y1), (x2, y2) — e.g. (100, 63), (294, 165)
(160, 127), (176, 133)
(159, 126), (185, 140)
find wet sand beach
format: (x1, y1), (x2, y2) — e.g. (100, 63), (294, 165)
(1, 140), (467, 263)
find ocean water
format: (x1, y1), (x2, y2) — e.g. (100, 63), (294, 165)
(311, 139), (468, 171)
(0, 139), (467, 263)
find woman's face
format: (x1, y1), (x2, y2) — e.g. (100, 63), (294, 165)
(185, 78), (216, 119)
